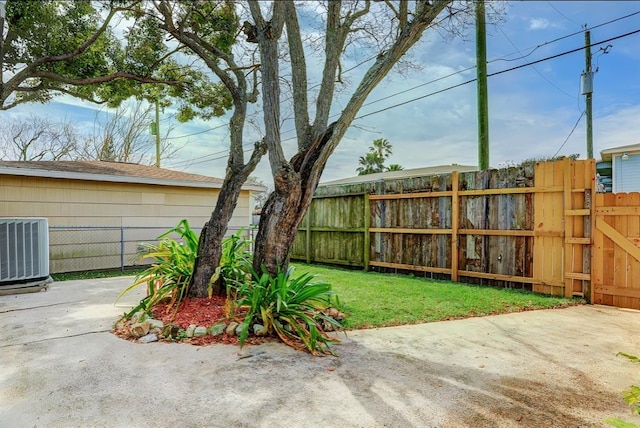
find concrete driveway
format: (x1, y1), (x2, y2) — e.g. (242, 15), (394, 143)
(1, 276), (640, 428)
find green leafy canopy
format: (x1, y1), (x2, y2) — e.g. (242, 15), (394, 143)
(1, 0), (237, 120)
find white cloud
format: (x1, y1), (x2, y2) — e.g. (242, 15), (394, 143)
(528, 18), (553, 30)
(594, 105), (640, 153)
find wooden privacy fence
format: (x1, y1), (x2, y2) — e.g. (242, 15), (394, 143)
(593, 192), (640, 308)
(292, 159), (640, 309)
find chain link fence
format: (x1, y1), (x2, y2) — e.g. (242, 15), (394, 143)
(49, 225), (254, 273)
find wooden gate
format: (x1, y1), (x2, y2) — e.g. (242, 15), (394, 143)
(592, 192), (640, 309)
(533, 159), (595, 299)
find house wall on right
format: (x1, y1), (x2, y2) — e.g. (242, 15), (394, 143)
(613, 153), (640, 192)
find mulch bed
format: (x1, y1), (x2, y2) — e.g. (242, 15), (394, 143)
(115, 296), (271, 347)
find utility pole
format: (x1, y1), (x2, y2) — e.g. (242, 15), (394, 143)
(154, 100), (161, 167)
(476, 0), (490, 170)
(583, 29), (593, 159)
(1, 1), (6, 92)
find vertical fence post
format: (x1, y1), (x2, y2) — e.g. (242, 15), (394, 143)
(363, 193), (370, 271)
(584, 158), (596, 303)
(120, 226), (125, 272)
(563, 158), (572, 297)
(305, 206), (311, 264)
(451, 171), (459, 282)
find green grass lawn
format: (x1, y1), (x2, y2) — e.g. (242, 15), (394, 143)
(51, 268), (146, 282)
(293, 263), (583, 329)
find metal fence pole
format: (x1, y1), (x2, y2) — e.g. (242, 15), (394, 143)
(120, 226), (125, 272)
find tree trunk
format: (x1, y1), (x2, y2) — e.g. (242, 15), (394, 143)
(189, 174), (246, 298)
(253, 167), (303, 275)
(253, 125), (336, 275)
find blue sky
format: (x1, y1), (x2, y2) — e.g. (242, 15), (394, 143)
(5, 1), (640, 185)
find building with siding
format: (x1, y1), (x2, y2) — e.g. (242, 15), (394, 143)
(599, 143), (640, 192)
(0, 161), (264, 273)
(319, 164), (478, 187)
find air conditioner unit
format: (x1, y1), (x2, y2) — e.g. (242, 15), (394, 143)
(0, 218), (52, 293)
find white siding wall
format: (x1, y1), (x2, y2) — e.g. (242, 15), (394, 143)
(614, 153), (640, 192)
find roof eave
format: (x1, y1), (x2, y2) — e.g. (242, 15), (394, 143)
(0, 167), (230, 189)
(599, 143), (640, 161)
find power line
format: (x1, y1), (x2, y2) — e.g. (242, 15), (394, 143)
(489, 9), (640, 64)
(354, 78), (476, 121)
(167, 13), (640, 169)
(489, 27), (640, 78)
(553, 110), (585, 157)
(177, 27), (640, 167)
(495, 25), (576, 100)
(351, 28), (640, 122)
(586, 9), (640, 31)
(361, 66), (477, 108)
(164, 123), (228, 140)
(546, 1), (581, 28)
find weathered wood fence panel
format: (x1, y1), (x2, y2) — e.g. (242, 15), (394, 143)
(293, 163), (542, 289)
(292, 193), (366, 267)
(593, 192), (640, 309)
(292, 158), (640, 309)
(456, 164), (535, 286)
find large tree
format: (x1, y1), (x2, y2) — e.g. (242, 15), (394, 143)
(4, 1), (479, 298)
(138, 0), (470, 296)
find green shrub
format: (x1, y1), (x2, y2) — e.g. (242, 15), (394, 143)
(232, 266), (343, 355)
(116, 222), (255, 320)
(618, 353), (640, 416)
(116, 219), (199, 319)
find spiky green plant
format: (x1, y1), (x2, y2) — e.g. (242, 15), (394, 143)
(232, 266), (343, 355)
(116, 222), (254, 320)
(209, 229), (253, 298)
(116, 219), (198, 319)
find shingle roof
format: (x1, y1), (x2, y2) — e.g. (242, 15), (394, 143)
(320, 164), (478, 187)
(0, 160), (264, 191)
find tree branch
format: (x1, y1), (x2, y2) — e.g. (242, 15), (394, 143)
(315, 0), (451, 174)
(156, 4), (245, 103)
(2, 2), (141, 108)
(43, 86), (110, 105)
(242, 139), (268, 176)
(283, 0), (310, 150)
(25, 2), (138, 71)
(30, 70), (182, 87)
(311, 1), (370, 139)
(251, 0), (288, 176)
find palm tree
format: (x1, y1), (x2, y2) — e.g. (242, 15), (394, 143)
(372, 138), (392, 162)
(356, 138), (403, 175)
(356, 151), (383, 175)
